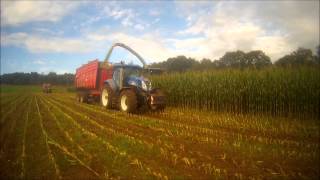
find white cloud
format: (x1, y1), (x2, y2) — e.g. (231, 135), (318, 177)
(121, 17), (134, 27)
(32, 59), (57, 65)
(1, 1), (81, 26)
(2, 1), (318, 65)
(134, 24), (145, 31)
(2, 30), (173, 63)
(33, 60), (45, 65)
(101, 2), (151, 31)
(103, 3), (137, 27)
(101, 33), (175, 62)
(103, 3), (136, 21)
(174, 1), (319, 62)
(152, 18), (160, 24)
(33, 28), (64, 36)
(2, 33), (93, 54)
(254, 36), (294, 61)
(149, 9), (161, 16)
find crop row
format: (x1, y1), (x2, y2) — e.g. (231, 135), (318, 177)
(47, 93), (319, 178)
(40, 94), (173, 179)
(0, 95), (31, 179)
(1, 91), (319, 179)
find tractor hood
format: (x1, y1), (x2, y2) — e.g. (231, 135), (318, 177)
(127, 76), (151, 91)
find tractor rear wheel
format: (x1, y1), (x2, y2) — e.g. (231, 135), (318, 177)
(119, 89), (137, 113)
(101, 86), (113, 109)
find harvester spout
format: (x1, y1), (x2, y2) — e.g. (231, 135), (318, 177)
(104, 43), (147, 68)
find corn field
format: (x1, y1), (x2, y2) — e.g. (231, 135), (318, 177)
(152, 67), (320, 120)
(1, 82), (319, 179)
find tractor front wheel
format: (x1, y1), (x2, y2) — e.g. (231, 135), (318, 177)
(119, 89), (137, 113)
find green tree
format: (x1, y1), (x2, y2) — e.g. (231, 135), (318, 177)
(217, 50), (271, 68)
(245, 50), (272, 68)
(218, 50), (246, 68)
(166, 56), (197, 72)
(275, 47), (317, 66)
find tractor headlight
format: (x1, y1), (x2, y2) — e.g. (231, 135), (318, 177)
(141, 81), (148, 91)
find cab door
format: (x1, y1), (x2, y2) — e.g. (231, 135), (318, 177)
(112, 67), (124, 90)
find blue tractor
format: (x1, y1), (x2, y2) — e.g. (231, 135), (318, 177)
(100, 43), (166, 113)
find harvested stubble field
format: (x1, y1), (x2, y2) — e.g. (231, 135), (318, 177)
(0, 86), (319, 179)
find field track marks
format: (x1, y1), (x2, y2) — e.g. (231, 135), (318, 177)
(0, 94), (20, 107)
(47, 95), (267, 177)
(37, 97), (102, 179)
(35, 96), (62, 179)
(0, 94), (27, 126)
(38, 97), (92, 160)
(47, 137), (102, 179)
(24, 96), (56, 179)
(41, 97), (107, 178)
(50, 94), (319, 178)
(20, 97), (32, 179)
(50, 94), (313, 155)
(0, 95), (27, 148)
(45, 94), (255, 178)
(41, 95), (171, 179)
(0, 96), (30, 179)
(55, 93), (318, 143)
(146, 108), (319, 143)
(52, 95), (281, 141)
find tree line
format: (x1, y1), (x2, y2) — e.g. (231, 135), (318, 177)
(150, 47), (320, 72)
(0, 72), (74, 85)
(1, 46), (319, 85)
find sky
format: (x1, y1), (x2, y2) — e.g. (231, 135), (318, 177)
(1, 0), (319, 74)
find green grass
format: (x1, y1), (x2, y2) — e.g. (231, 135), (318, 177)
(0, 85), (42, 93)
(0, 85), (75, 94)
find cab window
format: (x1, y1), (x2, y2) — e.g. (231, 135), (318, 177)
(113, 68), (120, 88)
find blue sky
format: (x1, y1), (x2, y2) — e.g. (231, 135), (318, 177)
(1, 1), (319, 74)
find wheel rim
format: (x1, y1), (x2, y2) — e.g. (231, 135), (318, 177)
(120, 95), (128, 111)
(101, 89), (109, 106)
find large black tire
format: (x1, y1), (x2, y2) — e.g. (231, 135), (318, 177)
(101, 85), (113, 109)
(119, 89), (137, 113)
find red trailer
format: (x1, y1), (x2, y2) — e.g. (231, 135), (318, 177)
(75, 60), (113, 102)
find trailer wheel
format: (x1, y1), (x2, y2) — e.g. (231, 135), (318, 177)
(119, 89), (137, 113)
(101, 86), (113, 109)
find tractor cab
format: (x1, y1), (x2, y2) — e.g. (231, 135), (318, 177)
(112, 64), (150, 92)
